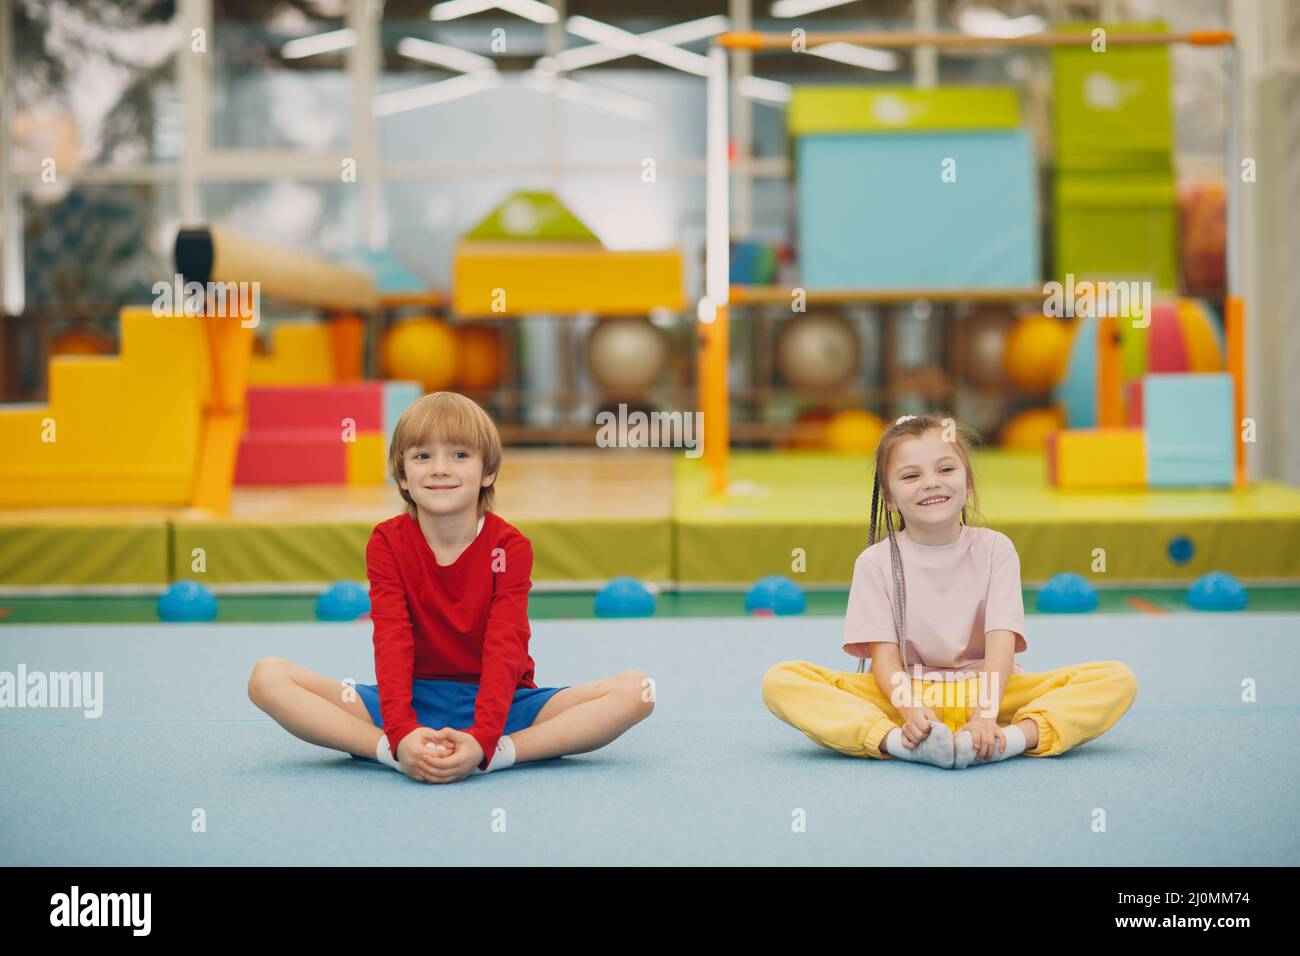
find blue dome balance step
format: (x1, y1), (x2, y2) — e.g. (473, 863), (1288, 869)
(594, 577), (656, 618)
(744, 575), (807, 616)
(157, 581), (218, 622)
(1035, 573), (1097, 613)
(1187, 572), (1247, 611)
(316, 581), (371, 621)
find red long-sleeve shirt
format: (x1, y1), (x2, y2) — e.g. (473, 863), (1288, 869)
(365, 510), (537, 770)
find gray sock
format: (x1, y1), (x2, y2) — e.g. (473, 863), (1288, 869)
(953, 731), (976, 769)
(885, 722), (954, 769)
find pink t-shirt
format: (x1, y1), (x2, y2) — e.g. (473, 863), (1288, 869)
(842, 525), (1028, 681)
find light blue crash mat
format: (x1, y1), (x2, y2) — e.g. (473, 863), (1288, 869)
(1, 613), (1297, 865)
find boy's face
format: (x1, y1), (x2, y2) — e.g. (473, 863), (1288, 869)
(399, 438), (495, 519)
(884, 430), (970, 529)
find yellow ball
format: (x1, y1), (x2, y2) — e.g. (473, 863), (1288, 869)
(1004, 315), (1071, 393)
(1000, 406), (1065, 451)
(825, 410), (886, 455)
(383, 317), (457, 391)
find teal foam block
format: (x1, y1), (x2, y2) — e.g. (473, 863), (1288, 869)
(1143, 373), (1234, 487)
(382, 381), (422, 455)
(796, 130), (1039, 289)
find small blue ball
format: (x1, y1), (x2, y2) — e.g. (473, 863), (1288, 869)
(1035, 572), (1097, 613)
(157, 581), (218, 622)
(1187, 572), (1247, 611)
(594, 577), (655, 618)
(316, 581), (371, 621)
(744, 575), (807, 616)
(1167, 536), (1194, 564)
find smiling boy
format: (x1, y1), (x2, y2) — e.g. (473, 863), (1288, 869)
(248, 391), (654, 784)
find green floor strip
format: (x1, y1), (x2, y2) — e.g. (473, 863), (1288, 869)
(1, 587), (1299, 625)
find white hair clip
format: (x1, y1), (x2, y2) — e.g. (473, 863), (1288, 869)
(894, 415), (917, 426)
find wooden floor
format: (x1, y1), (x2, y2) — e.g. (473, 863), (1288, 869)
(0, 449), (676, 526)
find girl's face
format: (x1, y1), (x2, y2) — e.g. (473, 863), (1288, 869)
(400, 437), (495, 519)
(884, 430), (970, 530)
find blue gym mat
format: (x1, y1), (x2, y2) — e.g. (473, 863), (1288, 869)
(2, 613), (1298, 865)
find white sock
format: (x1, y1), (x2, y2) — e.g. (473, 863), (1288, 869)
(375, 734), (403, 772)
(954, 724), (1027, 768)
(469, 734), (516, 774)
(884, 723), (954, 769)
(993, 724), (1028, 761)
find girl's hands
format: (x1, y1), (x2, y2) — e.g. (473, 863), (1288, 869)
(897, 706), (940, 750)
(960, 715), (1005, 762)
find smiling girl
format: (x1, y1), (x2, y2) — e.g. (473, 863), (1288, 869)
(762, 413), (1138, 769)
(248, 391), (654, 784)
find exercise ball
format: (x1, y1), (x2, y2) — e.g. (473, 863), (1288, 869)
(1056, 300), (1225, 429)
(455, 324), (502, 391)
(1004, 315), (1070, 393)
(52, 326), (114, 356)
(382, 317), (456, 392)
(586, 317), (667, 396)
(776, 313), (860, 388)
(1000, 406), (1065, 451)
(789, 407), (833, 450)
(825, 410), (885, 455)
(1175, 299), (1226, 373)
(957, 308), (1015, 387)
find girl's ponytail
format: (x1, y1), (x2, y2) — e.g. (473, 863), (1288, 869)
(858, 466), (910, 676)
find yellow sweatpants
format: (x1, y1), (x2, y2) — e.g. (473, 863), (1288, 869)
(761, 660), (1138, 758)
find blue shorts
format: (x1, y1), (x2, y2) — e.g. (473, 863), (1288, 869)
(351, 678), (567, 763)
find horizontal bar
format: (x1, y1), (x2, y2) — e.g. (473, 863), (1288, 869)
(717, 30), (1234, 51)
(729, 286), (1046, 304)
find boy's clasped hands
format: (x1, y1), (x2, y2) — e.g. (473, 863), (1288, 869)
(396, 727), (485, 784)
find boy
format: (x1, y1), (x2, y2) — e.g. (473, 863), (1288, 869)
(248, 392), (654, 783)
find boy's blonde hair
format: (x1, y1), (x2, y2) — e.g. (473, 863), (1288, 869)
(388, 392), (503, 520)
(860, 412), (986, 674)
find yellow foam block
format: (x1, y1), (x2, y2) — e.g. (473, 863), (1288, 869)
(0, 307), (208, 506)
(1052, 428), (1146, 489)
(452, 242), (685, 316)
(248, 322), (333, 385)
(345, 432), (387, 485)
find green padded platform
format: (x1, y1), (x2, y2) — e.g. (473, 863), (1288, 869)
(674, 452), (1300, 584)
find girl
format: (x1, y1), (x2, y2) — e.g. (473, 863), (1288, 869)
(762, 413), (1137, 769)
(248, 391), (654, 784)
